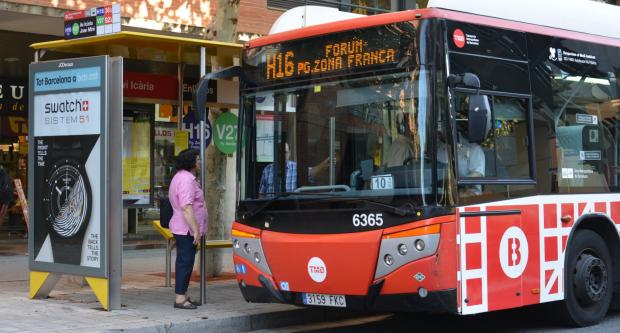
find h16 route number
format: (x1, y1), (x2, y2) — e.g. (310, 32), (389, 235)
(352, 213), (383, 227)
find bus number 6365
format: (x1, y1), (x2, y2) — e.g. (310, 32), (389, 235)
(352, 213), (383, 227)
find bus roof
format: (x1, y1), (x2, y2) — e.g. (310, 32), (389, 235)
(268, 6), (364, 35)
(247, 3), (620, 49)
(428, 0), (620, 40)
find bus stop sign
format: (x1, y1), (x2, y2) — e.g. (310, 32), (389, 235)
(213, 112), (237, 154)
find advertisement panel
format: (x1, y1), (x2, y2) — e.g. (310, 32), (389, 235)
(29, 56), (108, 277)
(64, 4), (121, 39)
(122, 114), (152, 206)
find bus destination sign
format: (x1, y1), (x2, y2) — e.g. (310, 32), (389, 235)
(265, 38), (398, 80)
(246, 24), (415, 84)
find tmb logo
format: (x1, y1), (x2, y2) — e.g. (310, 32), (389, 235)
(499, 226), (529, 279)
(307, 257), (327, 283)
(453, 29), (466, 48)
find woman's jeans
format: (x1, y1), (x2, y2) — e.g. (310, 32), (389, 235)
(174, 233), (196, 295)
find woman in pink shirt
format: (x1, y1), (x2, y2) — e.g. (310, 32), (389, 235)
(168, 148), (208, 309)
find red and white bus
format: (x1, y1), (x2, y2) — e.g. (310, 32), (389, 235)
(230, 0), (620, 326)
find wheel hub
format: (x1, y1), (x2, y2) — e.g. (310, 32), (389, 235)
(574, 253), (607, 306)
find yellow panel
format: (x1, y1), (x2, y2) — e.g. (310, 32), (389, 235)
(29, 271), (50, 299)
(205, 240), (233, 249)
(29, 31), (242, 65)
(152, 220), (173, 240)
(85, 277), (109, 310)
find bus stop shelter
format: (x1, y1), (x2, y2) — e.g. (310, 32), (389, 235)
(29, 31), (242, 310)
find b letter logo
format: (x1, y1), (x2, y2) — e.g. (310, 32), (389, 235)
(499, 226), (529, 279)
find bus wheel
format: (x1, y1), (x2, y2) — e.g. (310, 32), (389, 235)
(560, 229), (613, 327)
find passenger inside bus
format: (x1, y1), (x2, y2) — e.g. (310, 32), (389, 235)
(257, 142), (336, 197)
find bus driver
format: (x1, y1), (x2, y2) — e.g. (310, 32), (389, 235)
(258, 143), (334, 197)
(437, 106), (485, 195)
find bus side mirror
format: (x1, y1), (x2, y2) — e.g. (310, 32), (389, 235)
(448, 73), (481, 89)
(468, 95), (491, 143)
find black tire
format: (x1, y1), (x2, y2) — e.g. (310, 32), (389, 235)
(558, 229), (613, 327)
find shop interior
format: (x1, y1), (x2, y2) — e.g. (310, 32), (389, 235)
(0, 30), (57, 240)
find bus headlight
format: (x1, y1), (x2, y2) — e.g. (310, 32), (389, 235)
(415, 239), (425, 251)
(232, 227), (272, 275)
(398, 244), (408, 256)
(375, 224), (441, 279)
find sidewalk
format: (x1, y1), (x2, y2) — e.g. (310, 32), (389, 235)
(0, 249), (353, 333)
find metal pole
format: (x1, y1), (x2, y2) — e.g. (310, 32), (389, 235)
(165, 239), (171, 287)
(108, 57), (124, 310)
(329, 117), (336, 185)
(177, 63), (184, 131)
(199, 46), (207, 305)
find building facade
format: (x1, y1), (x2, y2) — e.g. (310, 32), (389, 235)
(0, 0), (618, 241)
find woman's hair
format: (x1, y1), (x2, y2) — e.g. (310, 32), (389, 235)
(175, 148), (200, 171)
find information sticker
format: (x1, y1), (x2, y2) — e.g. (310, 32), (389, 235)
(371, 174), (394, 190)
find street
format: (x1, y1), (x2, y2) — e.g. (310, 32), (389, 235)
(252, 305), (620, 333)
(3, 247), (620, 332)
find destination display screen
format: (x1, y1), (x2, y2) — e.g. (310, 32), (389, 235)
(244, 23), (416, 85)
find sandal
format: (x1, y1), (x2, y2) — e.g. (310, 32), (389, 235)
(173, 300), (197, 310)
(186, 297), (201, 306)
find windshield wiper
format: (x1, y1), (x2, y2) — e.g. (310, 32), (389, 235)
(242, 191), (337, 220)
(340, 198), (415, 217)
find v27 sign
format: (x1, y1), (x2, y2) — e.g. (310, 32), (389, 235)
(213, 112), (238, 154)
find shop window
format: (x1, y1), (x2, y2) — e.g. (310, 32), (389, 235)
(123, 107), (154, 206)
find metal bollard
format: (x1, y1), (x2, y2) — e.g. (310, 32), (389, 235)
(165, 238), (172, 287)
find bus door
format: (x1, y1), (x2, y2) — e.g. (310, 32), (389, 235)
(450, 89), (536, 314)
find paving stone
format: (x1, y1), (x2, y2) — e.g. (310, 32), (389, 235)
(0, 249), (352, 333)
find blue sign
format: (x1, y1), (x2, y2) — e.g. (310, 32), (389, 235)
(182, 109), (211, 149)
(235, 264), (247, 275)
(34, 67), (101, 92)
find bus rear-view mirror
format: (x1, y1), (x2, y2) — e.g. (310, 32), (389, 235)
(468, 95), (491, 143)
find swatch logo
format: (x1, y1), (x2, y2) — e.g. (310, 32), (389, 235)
(44, 98), (89, 113)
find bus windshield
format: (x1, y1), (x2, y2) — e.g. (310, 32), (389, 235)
(240, 69), (434, 202)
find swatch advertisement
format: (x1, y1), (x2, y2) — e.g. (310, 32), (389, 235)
(29, 56), (108, 277)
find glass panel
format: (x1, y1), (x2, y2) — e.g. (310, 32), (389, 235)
(153, 122), (177, 206)
(490, 96), (530, 179)
(451, 93), (531, 197)
(449, 93), (486, 196)
(122, 110), (153, 206)
(241, 70), (433, 202)
(553, 70), (618, 193)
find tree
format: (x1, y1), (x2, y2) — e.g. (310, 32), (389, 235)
(204, 0), (239, 277)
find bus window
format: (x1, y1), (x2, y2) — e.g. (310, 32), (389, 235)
(552, 71), (618, 193)
(490, 96), (531, 179)
(452, 93), (532, 199)
(242, 70), (434, 201)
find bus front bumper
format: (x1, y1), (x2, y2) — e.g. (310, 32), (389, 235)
(237, 276), (457, 313)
